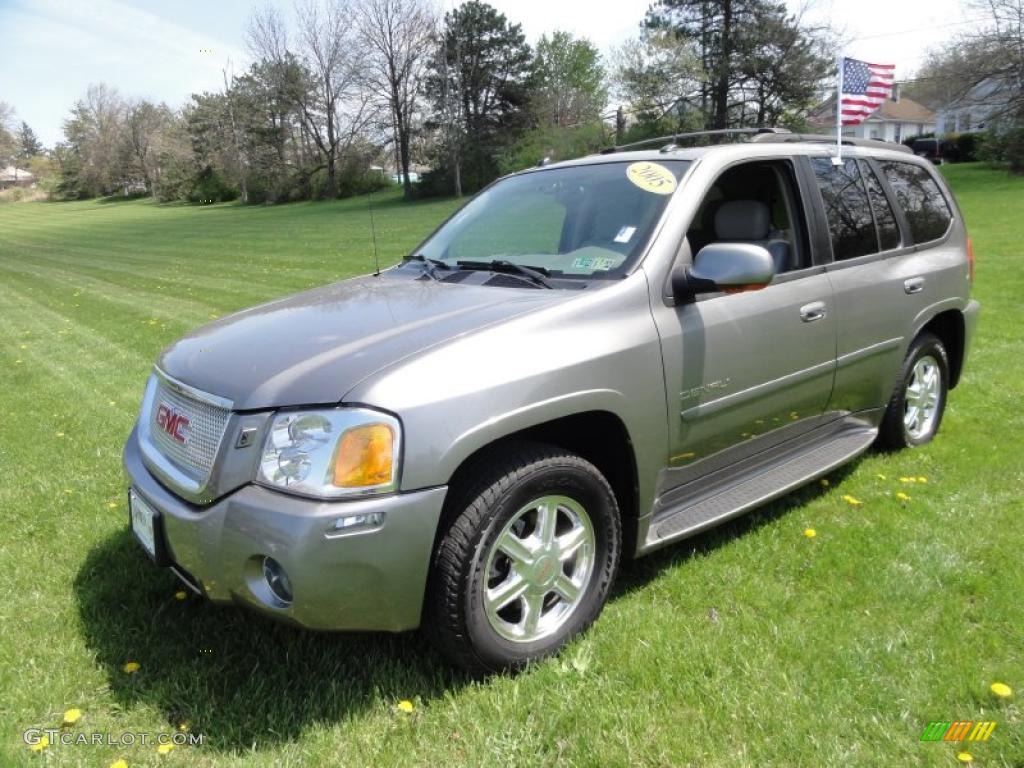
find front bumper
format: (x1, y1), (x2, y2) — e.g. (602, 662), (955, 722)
(123, 425), (446, 632)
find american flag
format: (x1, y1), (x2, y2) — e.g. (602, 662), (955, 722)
(839, 57), (895, 126)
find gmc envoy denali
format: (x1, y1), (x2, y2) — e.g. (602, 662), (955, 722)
(124, 132), (979, 672)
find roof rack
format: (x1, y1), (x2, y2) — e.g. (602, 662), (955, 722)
(599, 127), (791, 154)
(749, 132), (913, 154)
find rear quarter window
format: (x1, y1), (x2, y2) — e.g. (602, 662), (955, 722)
(878, 160), (953, 244)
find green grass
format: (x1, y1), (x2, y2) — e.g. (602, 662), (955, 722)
(0, 168), (1020, 767)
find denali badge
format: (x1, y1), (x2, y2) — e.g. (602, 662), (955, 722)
(156, 402), (190, 444)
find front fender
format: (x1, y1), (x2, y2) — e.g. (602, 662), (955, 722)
(343, 275), (669, 519)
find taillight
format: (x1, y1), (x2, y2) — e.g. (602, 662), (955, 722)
(966, 237), (975, 283)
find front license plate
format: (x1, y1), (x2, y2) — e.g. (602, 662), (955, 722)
(129, 489), (157, 559)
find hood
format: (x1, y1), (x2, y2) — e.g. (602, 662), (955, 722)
(159, 272), (573, 410)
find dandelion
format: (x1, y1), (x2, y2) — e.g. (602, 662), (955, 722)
(30, 734), (49, 752)
(157, 743), (175, 755)
(397, 699), (414, 713)
(803, 528), (816, 538)
(123, 661), (140, 674)
(917, 476), (928, 483)
(63, 708), (82, 725)
(109, 400), (117, 406)
(174, 591), (187, 601)
(107, 502), (118, 509)
(56, 432), (65, 438)
(990, 682), (1012, 698)
(109, 760), (128, 768)
(956, 752), (973, 763)
(899, 476), (915, 483)
(895, 492), (911, 502)
(819, 478), (830, 488)
(842, 494), (863, 506)
(876, 473), (887, 480)
(177, 722), (191, 732)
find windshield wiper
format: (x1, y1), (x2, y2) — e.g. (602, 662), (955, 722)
(407, 253), (450, 281)
(455, 259), (554, 289)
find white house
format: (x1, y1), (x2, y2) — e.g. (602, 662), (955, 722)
(0, 165), (34, 189)
(809, 86), (936, 144)
(935, 77), (1015, 136)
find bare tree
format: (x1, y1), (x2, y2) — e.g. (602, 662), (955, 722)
(357, 0), (435, 198)
(249, 0), (377, 198)
(0, 102), (17, 171)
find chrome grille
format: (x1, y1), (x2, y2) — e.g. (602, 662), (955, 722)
(148, 376), (230, 484)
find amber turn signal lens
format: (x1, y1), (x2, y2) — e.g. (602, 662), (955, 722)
(332, 423), (395, 488)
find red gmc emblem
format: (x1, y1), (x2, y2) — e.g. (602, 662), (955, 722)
(156, 402), (190, 444)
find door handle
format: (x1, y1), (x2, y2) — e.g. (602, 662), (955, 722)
(904, 276), (925, 294)
(799, 301), (827, 322)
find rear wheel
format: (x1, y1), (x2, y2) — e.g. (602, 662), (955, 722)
(878, 332), (949, 449)
(425, 442), (621, 674)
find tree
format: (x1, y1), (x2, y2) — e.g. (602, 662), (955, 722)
(644, 0), (832, 130)
(529, 31), (607, 128)
(0, 102), (16, 170)
(498, 32), (609, 172)
(249, 0), (377, 198)
(907, 0), (1024, 171)
(426, 1), (532, 194)
(612, 30), (703, 130)
(734, 5), (833, 127)
(357, 0), (436, 199)
(60, 84), (127, 197)
(16, 122), (43, 164)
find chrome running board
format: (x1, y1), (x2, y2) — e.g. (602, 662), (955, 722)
(642, 425), (877, 553)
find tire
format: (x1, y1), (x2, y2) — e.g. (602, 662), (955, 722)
(877, 332), (949, 450)
(424, 441), (621, 674)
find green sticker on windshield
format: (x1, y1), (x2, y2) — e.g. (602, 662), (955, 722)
(572, 256), (617, 271)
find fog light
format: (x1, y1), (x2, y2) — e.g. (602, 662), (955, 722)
(261, 556), (293, 605)
(327, 510), (385, 535)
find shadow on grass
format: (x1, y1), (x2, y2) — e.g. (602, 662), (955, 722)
(74, 533), (469, 752)
(74, 456), (862, 752)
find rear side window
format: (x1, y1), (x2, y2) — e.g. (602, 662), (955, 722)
(879, 161), (953, 243)
(861, 161), (901, 251)
(810, 158), (876, 260)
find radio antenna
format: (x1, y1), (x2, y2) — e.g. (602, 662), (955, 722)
(368, 185), (381, 277)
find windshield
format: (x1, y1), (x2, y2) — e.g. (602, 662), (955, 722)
(415, 160), (691, 279)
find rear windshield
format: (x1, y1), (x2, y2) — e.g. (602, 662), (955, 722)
(415, 160), (691, 278)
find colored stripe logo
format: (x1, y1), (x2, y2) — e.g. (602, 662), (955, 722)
(921, 721), (996, 741)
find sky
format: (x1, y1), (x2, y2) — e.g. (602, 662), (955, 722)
(0, 0), (974, 148)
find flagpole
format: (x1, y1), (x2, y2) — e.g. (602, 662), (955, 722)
(835, 54), (844, 165)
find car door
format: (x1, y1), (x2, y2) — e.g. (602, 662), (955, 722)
(649, 158), (838, 491)
(802, 155), (951, 416)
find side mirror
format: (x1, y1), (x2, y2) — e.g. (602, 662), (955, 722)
(671, 243), (775, 299)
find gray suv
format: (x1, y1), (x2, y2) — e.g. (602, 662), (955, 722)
(123, 133), (979, 673)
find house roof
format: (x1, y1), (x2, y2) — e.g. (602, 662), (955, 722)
(809, 94), (935, 127)
(0, 166), (34, 182)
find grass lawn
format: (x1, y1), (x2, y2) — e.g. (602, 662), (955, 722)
(0, 166), (1020, 767)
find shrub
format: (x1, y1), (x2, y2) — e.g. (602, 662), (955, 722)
(189, 166), (237, 203)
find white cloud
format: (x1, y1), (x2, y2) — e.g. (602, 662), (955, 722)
(0, 0), (248, 146)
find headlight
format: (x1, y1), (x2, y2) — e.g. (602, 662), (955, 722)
(256, 408), (401, 498)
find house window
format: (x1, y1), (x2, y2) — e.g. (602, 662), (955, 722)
(894, 124), (902, 143)
(870, 128), (881, 139)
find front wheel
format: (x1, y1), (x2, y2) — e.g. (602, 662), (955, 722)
(877, 332), (949, 449)
(424, 442), (621, 674)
